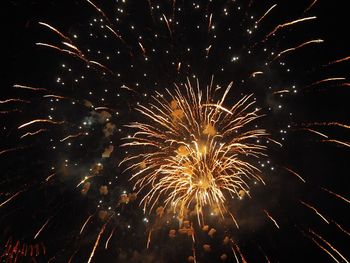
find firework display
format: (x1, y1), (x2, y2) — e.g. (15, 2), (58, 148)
(1, 0), (349, 262)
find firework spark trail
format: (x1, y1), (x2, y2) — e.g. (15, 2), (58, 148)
(321, 187), (350, 204)
(300, 200), (329, 224)
(256, 4), (277, 25)
(322, 139), (350, 148)
(305, 232), (340, 263)
(298, 128), (328, 138)
(0, 147), (25, 157)
(60, 133), (84, 142)
(18, 119), (64, 130)
(122, 80), (269, 221)
(265, 16), (317, 41)
(13, 84), (47, 91)
(35, 43), (113, 75)
(306, 122), (350, 130)
(251, 71), (263, 77)
(304, 0), (318, 13)
(38, 22), (72, 43)
(80, 215), (94, 234)
(34, 218), (51, 239)
(146, 229), (152, 249)
(20, 129), (48, 139)
(263, 209), (280, 229)
(272, 90), (290, 95)
(232, 242), (247, 263)
(0, 99), (30, 104)
(327, 56), (350, 66)
(306, 77), (346, 89)
(284, 167), (306, 183)
(105, 228), (115, 250)
(0, 190), (24, 208)
(333, 221), (350, 237)
(272, 39), (323, 61)
(309, 228), (349, 263)
(87, 222), (107, 263)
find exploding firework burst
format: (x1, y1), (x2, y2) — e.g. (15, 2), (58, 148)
(1, 0), (349, 262)
(122, 79), (269, 222)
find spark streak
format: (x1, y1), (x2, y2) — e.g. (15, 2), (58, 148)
(263, 210), (280, 229)
(300, 200), (329, 224)
(87, 223), (107, 263)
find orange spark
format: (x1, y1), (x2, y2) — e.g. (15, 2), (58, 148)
(256, 4), (277, 25)
(263, 210), (280, 229)
(300, 200), (329, 224)
(284, 167), (306, 183)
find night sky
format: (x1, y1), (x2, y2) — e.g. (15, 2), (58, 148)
(1, 0), (350, 262)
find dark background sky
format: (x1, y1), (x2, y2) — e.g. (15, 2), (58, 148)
(1, 0), (349, 262)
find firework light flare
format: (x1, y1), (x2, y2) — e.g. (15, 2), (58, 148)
(121, 79), (269, 224)
(1, 0), (350, 262)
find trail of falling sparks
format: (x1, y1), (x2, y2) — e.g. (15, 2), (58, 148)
(321, 187), (350, 204)
(304, 0), (318, 13)
(284, 167), (306, 183)
(304, 231), (340, 263)
(122, 79), (269, 221)
(322, 139), (350, 149)
(60, 133), (84, 142)
(306, 77), (346, 89)
(105, 228), (115, 250)
(265, 16), (317, 41)
(13, 84), (47, 91)
(87, 223), (107, 263)
(327, 56), (350, 66)
(80, 215), (94, 234)
(232, 242), (247, 263)
(34, 218), (51, 239)
(0, 190), (24, 208)
(256, 4), (277, 25)
(298, 128), (328, 138)
(0, 98), (30, 104)
(309, 228), (349, 263)
(272, 39), (323, 61)
(300, 200), (329, 224)
(263, 210), (280, 229)
(306, 122), (350, 130)
(146, 228), (152, 249)
(18, 119), (64, 129)
(0, 147), (25, 157)
(38, 22), (71, 43)
(20, 129), (48, 139)
(333, 221), (350, 237)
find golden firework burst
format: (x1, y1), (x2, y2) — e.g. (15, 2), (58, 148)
(121, 78), (269, 222)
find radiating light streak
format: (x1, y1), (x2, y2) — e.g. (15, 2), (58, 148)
(327, 56), (350, 66)
(321, 187), (350, 204)
(263, 210), (280, 229)
(0, 98), (30, 104)
(13, 84), (47, 91)
(304, 0), (318, 13)
(300, 200), (329, 224)
(80, 215), (93, 234)
(0, 190), (24, 208)
(87, 223), (107, 263)
(60, 133), (84, 142)
(284, 167), (306, 183)
(322, 139), (350, 149)
(105, 228), (115, 250)
(309, 228), (349, 263)
(34, 218), (51, 239)
(272, 39), (323, 61)
(20, 129), (48, 139)
(18, 119), (64, 129)
(265, 16), (317, 40)
(256, 4), (277, 25)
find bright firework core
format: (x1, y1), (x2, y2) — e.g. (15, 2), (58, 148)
(122, 78), (269, 222)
